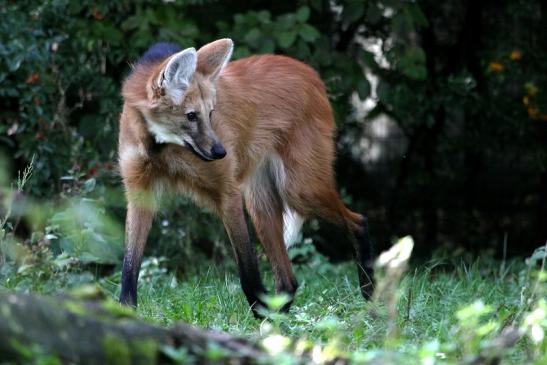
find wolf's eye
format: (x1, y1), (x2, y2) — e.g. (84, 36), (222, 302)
(186, 112), (197, 122)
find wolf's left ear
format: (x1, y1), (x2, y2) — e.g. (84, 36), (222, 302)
(159, 47), (197, 104)
(197, 39), (233, 82)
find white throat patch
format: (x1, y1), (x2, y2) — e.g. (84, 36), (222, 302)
(145, 118), (185, 146)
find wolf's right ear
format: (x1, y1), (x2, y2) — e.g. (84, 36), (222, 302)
(158, 47), (197, 104)
(197, 39), (233, 83)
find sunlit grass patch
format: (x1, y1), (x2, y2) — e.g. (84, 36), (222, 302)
(93, 247), (542, 363)
(1, 239), (545, 363)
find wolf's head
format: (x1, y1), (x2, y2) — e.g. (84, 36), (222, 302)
(143, 39), (233, 161)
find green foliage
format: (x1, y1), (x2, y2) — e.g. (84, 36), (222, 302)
(217, 6), (320, 56)
(48, 196), (123, 265)
(0, 0), (364, 196)
(0, 0), (377, 263)
(0, 156), (121, 293)
(2, 0), (546, 260)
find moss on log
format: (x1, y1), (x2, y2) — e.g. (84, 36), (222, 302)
(0, 290), (265, 364)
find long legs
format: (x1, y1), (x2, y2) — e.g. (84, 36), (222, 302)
(240, 155), (374, 313)
(118, 173), (373, 315)
(244, 184), (298, 311)
(119, 201), (154, 306)
(221, 193), (268, 317)
(346, 212), (375, 299)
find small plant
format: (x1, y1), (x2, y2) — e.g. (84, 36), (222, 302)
(1, 155), (35, 265)
(0, 157), (124, 294)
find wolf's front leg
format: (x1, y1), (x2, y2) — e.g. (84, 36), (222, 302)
(119, 201), (154, 307)
(221, 193), (267, 318)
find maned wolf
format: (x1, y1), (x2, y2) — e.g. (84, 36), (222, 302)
(118, 39), (374, 316)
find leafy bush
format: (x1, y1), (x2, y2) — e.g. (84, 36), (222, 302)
(1, 0), (546, 268)
(0, 0), (370, 261)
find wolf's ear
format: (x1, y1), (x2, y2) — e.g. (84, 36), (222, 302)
(159, 47), (197, 104)
(197, 39), (233, 82)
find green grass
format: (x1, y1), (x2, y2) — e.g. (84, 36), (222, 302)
(93, 253), (537, 362)
(1, 245), (545, 364)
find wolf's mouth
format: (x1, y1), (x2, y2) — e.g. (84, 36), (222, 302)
(184, 142), (215, 162)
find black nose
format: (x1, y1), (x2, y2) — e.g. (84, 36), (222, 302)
(210, 142), (226, 159)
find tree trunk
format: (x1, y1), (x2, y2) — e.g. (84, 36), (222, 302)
(0, 290), (265, 365)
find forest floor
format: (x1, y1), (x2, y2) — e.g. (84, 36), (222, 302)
(3, 245), (544, 364)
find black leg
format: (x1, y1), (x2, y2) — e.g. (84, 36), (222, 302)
(353, 216), (375, 300)
(119, 202), (154, 308)
(243, 186), (299, 315)
(279, 277), (298, 313)
(222, 194), (268, 318)
(235, 248), (268, 318)
(119, 253), (140, 306)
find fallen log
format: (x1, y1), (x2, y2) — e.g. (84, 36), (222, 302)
(0, 289), (266, 364)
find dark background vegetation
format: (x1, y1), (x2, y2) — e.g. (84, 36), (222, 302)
(1, 0), (546, 268)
